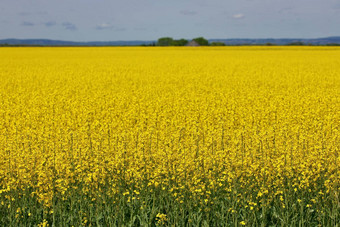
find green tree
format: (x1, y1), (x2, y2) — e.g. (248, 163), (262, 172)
(157, 37), (174, 46)
(287, 41), (305, 46)
(172, 39), (189, 46)
(210, 42), (225, 46)
(193, 37), (209, 46)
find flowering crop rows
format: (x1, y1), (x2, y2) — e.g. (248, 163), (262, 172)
(0, 47), (339, 226)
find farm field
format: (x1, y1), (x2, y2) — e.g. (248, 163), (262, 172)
(0, 47), (339, 226)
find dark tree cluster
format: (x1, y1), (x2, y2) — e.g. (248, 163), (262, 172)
(156, 37), (189, 46)
(156, 37), (212, 46)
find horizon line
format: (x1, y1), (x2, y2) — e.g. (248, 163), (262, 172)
(1, 36), (340, 43)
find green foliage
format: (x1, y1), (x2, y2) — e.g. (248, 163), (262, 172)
(193, 37), (209, 46)
(287, 41), (305, 46)
(172, 39), (189, 46)
(1, 177), (339, 226)
(210, 42), (226, 46)
(157, 37), (188, 46)
(141, 42), (156, 47)
(326, 43), (340, 46)
(157, 37), (174, 46)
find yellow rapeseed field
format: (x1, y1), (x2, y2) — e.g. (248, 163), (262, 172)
(0, 47), (339, 226)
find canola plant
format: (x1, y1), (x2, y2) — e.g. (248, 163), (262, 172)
(0, 47), (339, 226)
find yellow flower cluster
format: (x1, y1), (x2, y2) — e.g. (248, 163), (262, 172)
(0, 47), (339, 220)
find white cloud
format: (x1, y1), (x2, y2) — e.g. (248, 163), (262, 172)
(232, 13), (245, 19)
(95, 23), (114, 30)
(180, 10), (197, 16)
(95, 23), (126, 32)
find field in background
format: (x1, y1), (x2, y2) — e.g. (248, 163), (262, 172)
(0, 47), (339, 226)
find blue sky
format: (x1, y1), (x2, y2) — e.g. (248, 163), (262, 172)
(1, 0), (339, 41)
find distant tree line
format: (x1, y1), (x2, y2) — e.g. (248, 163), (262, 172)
(155, 37), (226, 46)
(155, 37), (340, 46)
(154, 38), (340, 46)
(245, 42), (340, 46)
(0, 43), (45, 47)
(2, 39), (340, 47)
(157, 37), (189, 46)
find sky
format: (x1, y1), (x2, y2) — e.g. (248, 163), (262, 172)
(1, 0), (340, 41)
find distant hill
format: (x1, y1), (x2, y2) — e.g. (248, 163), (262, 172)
(209, 37), (340, 45)
(0, 39), (155, 46)
(0, 37), (340, 46)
